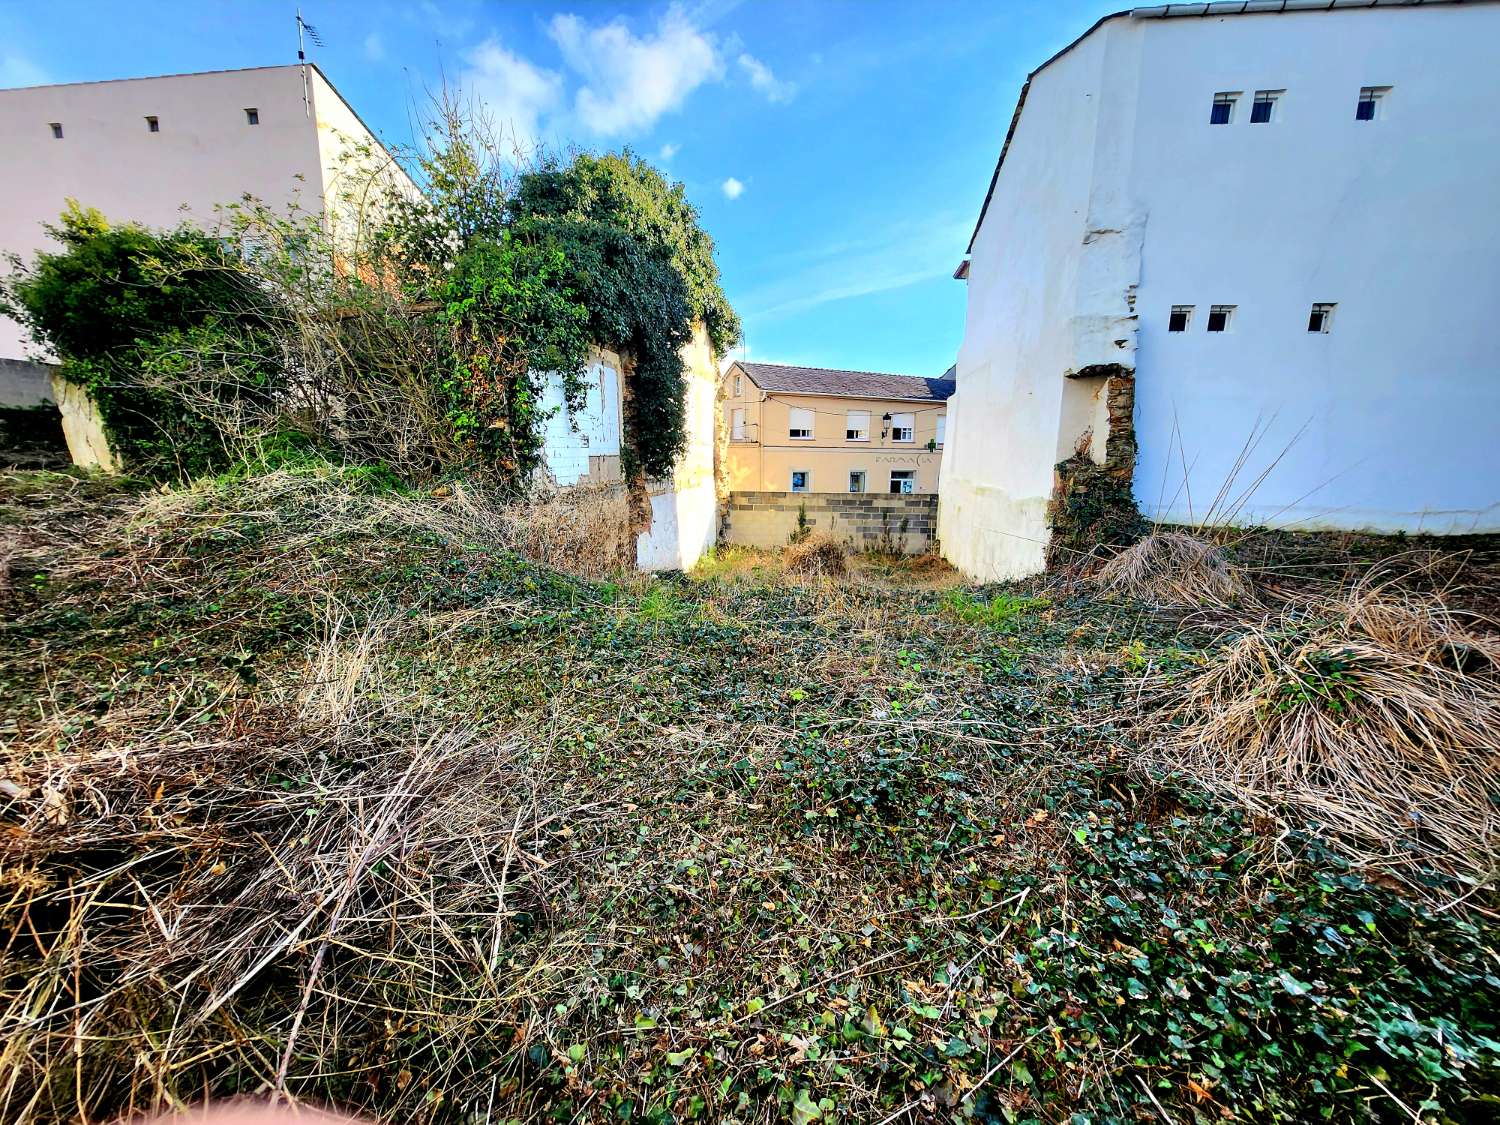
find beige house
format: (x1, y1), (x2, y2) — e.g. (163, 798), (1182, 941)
(721, 362), (953, 496)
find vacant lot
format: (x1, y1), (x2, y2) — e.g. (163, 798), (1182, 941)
(2, 467), (1496, 1124)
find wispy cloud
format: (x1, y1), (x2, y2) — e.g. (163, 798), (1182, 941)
(721, 176), (744, 200)
(362, 32), (385, 62)
(0, 49), (48, 89)
(549, 5), (722, 136)
(659, 142), (680, 160)
(737, 52), (794, 103)
(460, 37), (564, 149)
(735, 212), (971, 321)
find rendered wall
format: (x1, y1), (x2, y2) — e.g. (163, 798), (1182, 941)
(539, 353), (624, 487)
(945, 4), (1500, 584)
(636, 326), (719, 571)
(0, 67), (325, 363)
(1126, 6), (1500, 533)
(939, 31), (1110, 581)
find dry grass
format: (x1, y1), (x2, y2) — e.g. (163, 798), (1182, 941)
(0, 618), (609, 1123)
(1094, 531), (1250, 607)
(1146, 579), (1500, 878)
(783, 532), (847, 578)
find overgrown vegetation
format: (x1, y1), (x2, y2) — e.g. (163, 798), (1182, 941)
(3, 468), (1495, 1124)
(0, 101), (738, 489)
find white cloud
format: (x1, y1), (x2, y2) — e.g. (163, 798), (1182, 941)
(461, 37), (564, 149)
(548, 5), (723, 136)
(363, 32), (385, 61)
(0, 50), (49, 89)
(737, 52), (794, 103)
(659, 142), (680, 160)
(721, 177), (744, 200)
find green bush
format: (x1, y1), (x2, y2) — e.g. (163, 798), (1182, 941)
(1, 203), (280, 480)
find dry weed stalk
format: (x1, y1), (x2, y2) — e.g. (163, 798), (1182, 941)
(1147, 579), (1500, 877)
(0, 613), (624, 1122)
(1095, 530), (1250, 607)
(783, 532), (847, 579)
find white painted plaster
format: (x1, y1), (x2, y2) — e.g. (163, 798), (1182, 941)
(539, 361), (622, 486)
(943, 4), (1500, 581)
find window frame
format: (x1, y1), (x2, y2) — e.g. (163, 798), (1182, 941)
(49, 122), (63, 139)
(1168, 305), (1194, 333)
(730, 406), (747, 441)
(848, 470), (866, 494)
(889, 470), (917, 495)
(245, 107), (260, 126)
(1249, 89), (1282, 125)
(845, 409), (870, 442)
(733, 373), (743, 397)
(790, 470), (811, 493)
(788, 405), (814, 441)
(1307, 302), (1336, 334)
(890, 412), (915, 443)
(145, 115), (160, 133)
(1209, 92), (1239, 125)
(1206, 305), (1236, 333)
(935, 414), (946, 447)
(1356, 86), (1390, 121)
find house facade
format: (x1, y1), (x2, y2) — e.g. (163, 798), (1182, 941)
(0, 63), (413, 407)
(721, 362), (952, 496)
(940, 0), (1500, 581)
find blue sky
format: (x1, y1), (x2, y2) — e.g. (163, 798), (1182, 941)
(0, 0), (1117, 375)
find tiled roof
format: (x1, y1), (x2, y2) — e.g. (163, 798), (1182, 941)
(734, 362), (955, 402)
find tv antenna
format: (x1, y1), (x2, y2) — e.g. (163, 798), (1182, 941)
(297, 9), (325, 117)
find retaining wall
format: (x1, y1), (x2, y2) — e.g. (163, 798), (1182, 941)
(723, 491), (937, 555)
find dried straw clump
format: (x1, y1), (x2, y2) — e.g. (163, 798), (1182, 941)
(1150, 582), (1500, 877)
(784, 532), (847, 578)
(1095, 531), (1249, 607)
(0, 616), (615, 1123)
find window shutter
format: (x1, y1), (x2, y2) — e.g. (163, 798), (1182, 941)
(789, 407), (814, 439)
(731, 408), (746, 440)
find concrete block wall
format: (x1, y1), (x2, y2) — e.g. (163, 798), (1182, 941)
(723, 491), (938, 555)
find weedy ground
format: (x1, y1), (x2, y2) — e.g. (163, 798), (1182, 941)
(1, 467), (1497, 1125)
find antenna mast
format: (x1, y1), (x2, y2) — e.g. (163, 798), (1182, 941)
(296, 9), (325, 118)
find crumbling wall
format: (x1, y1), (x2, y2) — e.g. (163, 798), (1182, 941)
(1046, 367), (1143, 568)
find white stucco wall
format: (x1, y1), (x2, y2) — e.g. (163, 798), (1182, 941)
(939, 31), (1109, 581)
(1128, 5), (1500, 533)
(944, 3), (1500, 581)
(539, 359), (622, 486)
(0, 65), (413, 369)
(637, 325), (719, 571)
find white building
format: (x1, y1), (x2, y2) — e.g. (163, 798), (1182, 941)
(0, 63), (410, 401)
(940, 0), (1500, 582)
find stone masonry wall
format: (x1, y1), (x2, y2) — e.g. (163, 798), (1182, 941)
(723, 491), (938, 555)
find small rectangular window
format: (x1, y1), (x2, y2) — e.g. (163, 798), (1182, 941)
(889, 470), (916, 495)
(1356, 86), (1389, 121)
(890, 412), (914, 442)
(1307, 303), (1336, 333)
(245, 108), (260, 125)
(145, 116), (159, 133)
(790, 470), (810, 493)
(1207, 304), (1235, 333)
(788, 406), (814, 440)
(1209, 92), (1238, 125)
(733, 373), (743, 396)
(1250, 90), (1282, 124)
(845, 409), (870, 442)
(1168, 305), (1193, 333)
(731, 407), (746, 441)
(49, 122), (63, 139)
(848, 471), (866, 494)
(935, 414), (946, 446)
